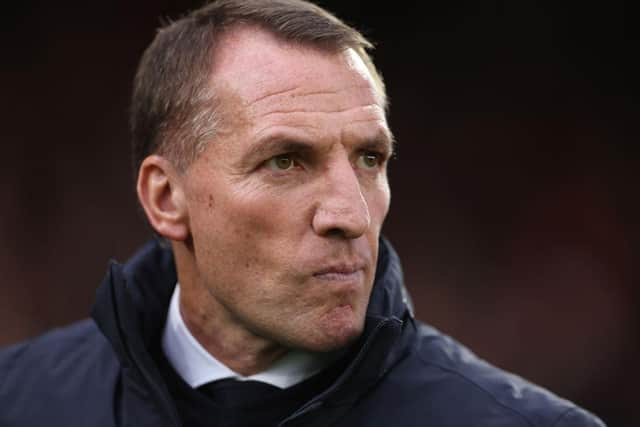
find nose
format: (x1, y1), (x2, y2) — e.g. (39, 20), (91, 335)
(312, 157), (371, 239)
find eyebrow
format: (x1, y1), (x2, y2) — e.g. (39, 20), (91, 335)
(360, 131), (395, 157)
(239, 129), (395, 168)
(239, 137), (315, 167)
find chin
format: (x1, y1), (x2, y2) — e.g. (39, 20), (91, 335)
(308, 306), (365, 352)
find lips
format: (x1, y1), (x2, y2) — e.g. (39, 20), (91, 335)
(313, 262), (366, 282)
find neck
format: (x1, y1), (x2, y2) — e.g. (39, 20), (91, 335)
(181, 287), (288, 376)
(173, 242), (288, 376)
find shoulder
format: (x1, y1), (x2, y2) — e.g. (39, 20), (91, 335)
(397, 322), (605, 426)
(0, 319), (118, 386)
(0, 319), (121, 426)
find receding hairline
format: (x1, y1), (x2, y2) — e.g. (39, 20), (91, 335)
(131, 0), (387, 174)
(207, 23), (387, 104)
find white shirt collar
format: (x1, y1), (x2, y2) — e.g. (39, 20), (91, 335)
(162, 284), (331, 389)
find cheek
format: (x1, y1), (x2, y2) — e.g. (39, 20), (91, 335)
(194, 189), (302, 277)
(367, 178), (391, 229)
(190, 179), (275, 237)
(229, 187), (314, 251)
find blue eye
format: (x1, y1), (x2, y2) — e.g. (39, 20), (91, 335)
(266, 154), (295, 171)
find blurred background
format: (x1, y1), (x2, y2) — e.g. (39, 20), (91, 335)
(1, 1), (637, 425)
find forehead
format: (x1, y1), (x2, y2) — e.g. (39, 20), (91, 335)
(209, 26), (387, 132)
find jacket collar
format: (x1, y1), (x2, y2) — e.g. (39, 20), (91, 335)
(91, 236), (414, 426)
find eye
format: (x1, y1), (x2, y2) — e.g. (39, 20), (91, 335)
(356, 152), (382, 169)
(265, 154), (295, 171)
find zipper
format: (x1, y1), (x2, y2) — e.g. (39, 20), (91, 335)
(278, 317), (398, 426)
(127, 348), (183, 427)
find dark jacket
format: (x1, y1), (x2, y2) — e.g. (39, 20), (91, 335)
(0, 238), (605, 427)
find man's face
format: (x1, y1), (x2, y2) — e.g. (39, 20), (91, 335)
(181, 27), (392, 352)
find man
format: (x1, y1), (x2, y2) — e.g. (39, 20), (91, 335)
(0, 1), (605, 426)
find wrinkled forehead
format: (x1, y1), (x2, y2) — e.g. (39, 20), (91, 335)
(209, 26), (386, 111)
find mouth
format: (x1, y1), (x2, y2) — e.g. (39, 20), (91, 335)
(313, 262), (366, 283)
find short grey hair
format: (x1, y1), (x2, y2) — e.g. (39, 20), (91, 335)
(130, 0), (387, 174)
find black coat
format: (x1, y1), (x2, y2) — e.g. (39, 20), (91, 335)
(0, 238), (605, 426)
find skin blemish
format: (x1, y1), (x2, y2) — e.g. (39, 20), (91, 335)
(208, 194), (214, 208)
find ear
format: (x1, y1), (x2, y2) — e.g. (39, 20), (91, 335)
(136, 155), (189, 241)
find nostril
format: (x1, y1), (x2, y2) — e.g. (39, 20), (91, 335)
(311, 184), (370, 239)
(325, 227), (347, 238)
(312, 207), (369, 239)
